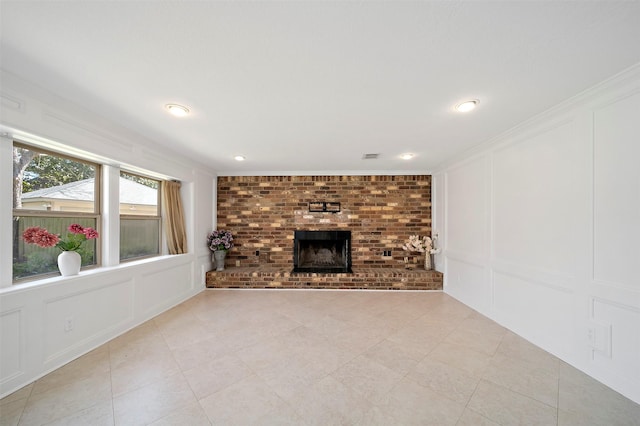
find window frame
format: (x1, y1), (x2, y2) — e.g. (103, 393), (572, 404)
(12, 141), (102, 282)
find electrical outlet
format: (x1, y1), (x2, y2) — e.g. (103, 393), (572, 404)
(255, 250), (260, 256)
(64, 317), (74, 332)
(236, 260), (241, 267)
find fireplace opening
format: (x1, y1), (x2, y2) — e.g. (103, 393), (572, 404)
(293, 230), (352, 273)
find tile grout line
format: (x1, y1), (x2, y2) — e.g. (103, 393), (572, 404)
(108, 340), (116, 426)
(14, 384), (33, 426)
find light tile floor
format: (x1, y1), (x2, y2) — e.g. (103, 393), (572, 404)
(1, 290), (639, 425)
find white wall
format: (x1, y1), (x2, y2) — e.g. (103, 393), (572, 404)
(435, 64), (640, 404)
(0, 70), (216, 397)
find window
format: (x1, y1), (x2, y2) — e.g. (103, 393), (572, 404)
(12, 143), (100, 281)
(119, 171), (161, 261)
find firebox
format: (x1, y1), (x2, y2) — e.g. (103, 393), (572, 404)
(293, 230), (352, 273)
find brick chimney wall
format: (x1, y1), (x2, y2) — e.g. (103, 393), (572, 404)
(216, 175), (431, 269)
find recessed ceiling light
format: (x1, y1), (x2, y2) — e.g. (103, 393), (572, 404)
(234, 155), (246, 161)
(455, 100), (479, 113)
(165, 104), (190, 117)
(400, 153), (414, 160)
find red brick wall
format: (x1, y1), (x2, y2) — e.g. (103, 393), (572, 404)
(216, 175), (431, 269)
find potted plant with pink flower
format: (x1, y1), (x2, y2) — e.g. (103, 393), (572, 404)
(22, 224), (99, 276)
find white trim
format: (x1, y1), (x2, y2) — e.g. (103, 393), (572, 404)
(217, 169), (432, 177)
(0, 136), (14, 288)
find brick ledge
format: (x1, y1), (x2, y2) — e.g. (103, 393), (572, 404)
(206, 266), (443, 290)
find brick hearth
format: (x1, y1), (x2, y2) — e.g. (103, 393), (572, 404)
(206, 266), (443, 290)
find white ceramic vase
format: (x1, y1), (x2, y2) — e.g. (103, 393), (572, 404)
(58, 251), (81, 276)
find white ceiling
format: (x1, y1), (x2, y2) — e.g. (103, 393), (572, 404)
(2, 1), (640, 174)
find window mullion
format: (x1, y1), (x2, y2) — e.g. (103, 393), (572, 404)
(102, 165), (120, 267)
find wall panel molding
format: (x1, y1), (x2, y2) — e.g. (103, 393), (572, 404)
(491, 260), (575, 294)
(444, 156), (487, 259)
(592, 90), (640, 290)
(591, 295), (640, 316)
(138, 262), (194, 319)
(0, 309), (24, 385)
(589, 296), (640, 402)
(590, 282), (640, 311)
(444, 250), (485, 268)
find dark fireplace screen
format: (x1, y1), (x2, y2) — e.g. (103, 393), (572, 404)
(293, 230), (352, 273)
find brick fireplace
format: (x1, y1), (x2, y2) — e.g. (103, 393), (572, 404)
(207, 175), (443, 290)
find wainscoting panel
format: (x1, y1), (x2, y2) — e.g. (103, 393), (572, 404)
(445, 156), (487, 260)
(492, 119), (581, 281)
(493, 271), (575, 360)
(445, 256), (490, 314)
(591, 297), (640, 395)
(44, 279), (134, 362)
(194, 169), (216, 259)
(138, 262), (193, 318)
(593, 91), (640, 290)
(0, 309), (23, 384)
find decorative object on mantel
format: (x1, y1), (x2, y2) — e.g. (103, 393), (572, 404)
(424, 237), (434, 270)
(308, 201), (341, 213)
(402, 235), (425, 270)
(207, 229), (234, 271)
(429, 233), (441, 270)
(22, 224), (99, 276)
(402, 234), (439, 271)
(403, 255), (419, 269)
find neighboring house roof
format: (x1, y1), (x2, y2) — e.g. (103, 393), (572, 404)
(22, 177), (158, 205)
